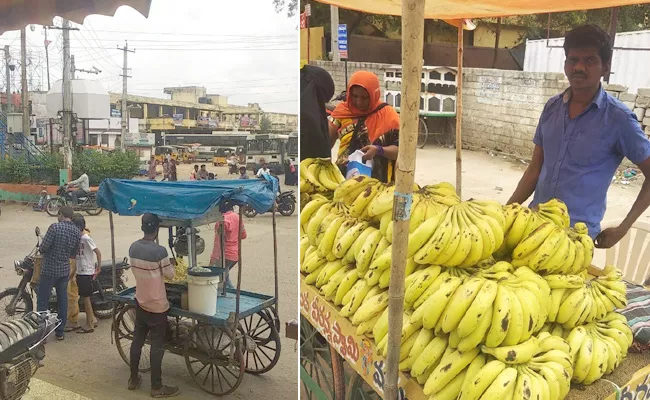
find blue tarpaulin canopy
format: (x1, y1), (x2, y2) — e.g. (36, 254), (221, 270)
(97, 176), (279, 220)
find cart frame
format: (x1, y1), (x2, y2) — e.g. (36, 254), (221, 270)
(103, 180), (282, 396)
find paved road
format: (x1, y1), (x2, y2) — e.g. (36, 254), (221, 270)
(0, 170), (298, 400)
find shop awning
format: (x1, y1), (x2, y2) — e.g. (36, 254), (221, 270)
(0, 0), (152, 34)
(314, 0), (648, 19)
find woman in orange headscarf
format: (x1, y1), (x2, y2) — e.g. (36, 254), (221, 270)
(329, 71), (400, 183)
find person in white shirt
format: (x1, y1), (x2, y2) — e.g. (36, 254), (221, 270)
(68, 172), (90, 205)
(72, 214), (101, 333)
(256, 163), (270, 177)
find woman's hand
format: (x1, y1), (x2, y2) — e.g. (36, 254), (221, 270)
(360, 145), (379, 161)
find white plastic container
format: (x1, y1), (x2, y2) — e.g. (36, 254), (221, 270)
(186, 274), (220, 316)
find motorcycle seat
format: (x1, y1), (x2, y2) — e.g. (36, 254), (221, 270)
(100, 258), (129, 270)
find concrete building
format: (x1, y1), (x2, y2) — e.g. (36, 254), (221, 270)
(264, 112), (298, 132)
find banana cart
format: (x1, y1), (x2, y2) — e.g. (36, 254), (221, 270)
(301, 0), (650, 399)
(97, 177), (282, 396)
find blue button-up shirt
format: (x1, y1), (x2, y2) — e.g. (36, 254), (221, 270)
(530, 85), (650, 238)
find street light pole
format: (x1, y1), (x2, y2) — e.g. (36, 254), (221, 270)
(3, 45), (10, 114)
(62, 19), (73, 174)
(21, 28), (29, 137)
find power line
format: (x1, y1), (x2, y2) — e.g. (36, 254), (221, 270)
(83, 29), (295, 38)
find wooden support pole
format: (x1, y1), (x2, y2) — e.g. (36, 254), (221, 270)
(456, 25), (464, 198)
(384, 1), (426, 399)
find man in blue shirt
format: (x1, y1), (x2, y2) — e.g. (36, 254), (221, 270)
(508, 24), (650, 249)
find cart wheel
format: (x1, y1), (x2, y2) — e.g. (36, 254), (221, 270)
(417, 117), (429, 149)
(114, 305), (151, 372)
(239, 311), (281, 374)
(300, 316), (345, 400)
(347, 372), (381, 399)
(184, 323), (244, 396)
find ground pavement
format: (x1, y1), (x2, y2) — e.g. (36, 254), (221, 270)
(1, 166), (298, 399)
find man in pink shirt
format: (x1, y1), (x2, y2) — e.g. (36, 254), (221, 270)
(128, 213), (179, 398)
(210, 202), (247, 288)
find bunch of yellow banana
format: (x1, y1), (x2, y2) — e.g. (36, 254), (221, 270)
(407, 200), (506, 268)
(377, 191), (450, 243)
(565, 312), (633, 385)
(548, 267), (627, 328)
(299, 157), (345, 194)
(367, 182), (458, 219)
(510, 221), (594, 275)
(535, 198), (571, 229)
(330, 176), (384, 220)
(301, 198), (351, 247)
(456, 332), (573, 400)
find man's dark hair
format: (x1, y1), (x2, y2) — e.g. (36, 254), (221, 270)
(59, 206), (74, 219)
(141, 213), (160, 235)
(194, 165), (199, 169)
(219, 201), (234, 213)
(564, 24), (613, 65)
(72, 213), (86, 231)
(201, 164), (206, 168)
(239, 166), (246, 171)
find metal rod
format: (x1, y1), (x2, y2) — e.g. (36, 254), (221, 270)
(272, 201), (279, 310)
(220, 219), (226, 296)
(384, 1), (426, 399)
(234, 205), (243, 326)
(109, 211), (116, 294)
(456, 25), (464, 198)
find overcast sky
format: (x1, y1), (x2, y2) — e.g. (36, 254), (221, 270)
(0, 0), (298, 113)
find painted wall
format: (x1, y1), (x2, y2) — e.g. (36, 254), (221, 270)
(473, 25), (526, 48)
(300, 26), (325, 62)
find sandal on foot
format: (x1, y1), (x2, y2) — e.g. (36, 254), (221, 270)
(64, 325), (80, 332)
(128, 375), (142, 391)
(151, 385), (180, 398)
(76, 327), (94, 334)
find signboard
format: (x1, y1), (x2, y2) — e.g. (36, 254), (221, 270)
(304, 3), (311, 16)
(300, 13), (306, 29)
(208, 117), (218, 128)
(248, 115), (259, 127)
(197, 116), (209, 126)
(338, 24), (348, 59)
(111, 109), (121, 118)
(240, 116), (250, 128)
(300, 278), (425, 400)
(172, 114), (184, 126)
(124, 132), (155, 147)
(606, 364), (650, 400)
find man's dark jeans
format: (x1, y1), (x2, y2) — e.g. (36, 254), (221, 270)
(130, 302), (167, 390)
(70, 189), (88, 205)
(37, 274), (68, 338)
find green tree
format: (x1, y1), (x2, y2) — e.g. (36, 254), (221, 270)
(260, 115), (273, 133)
(273, 0), (298, 17)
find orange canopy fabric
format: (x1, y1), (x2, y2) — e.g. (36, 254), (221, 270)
(314, 0), (648, 19)
(0, 0), (152, 34)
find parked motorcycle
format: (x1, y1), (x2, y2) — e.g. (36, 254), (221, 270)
(0, 311), (59, 400)
(45, 185), (103, 217)
(243, 190), (296, 218)
(0, 227), (130, 323)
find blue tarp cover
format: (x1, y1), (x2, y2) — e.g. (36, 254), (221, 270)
(96, 176), (279, 219)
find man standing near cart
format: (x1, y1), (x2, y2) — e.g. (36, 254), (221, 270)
(508, 24), (650, 249)
(38, 206), (81, 341)
(128, 213), (180, 398)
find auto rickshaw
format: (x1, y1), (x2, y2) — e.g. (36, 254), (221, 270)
(213, 147), (235, 166)
(154, 146), (178, 163)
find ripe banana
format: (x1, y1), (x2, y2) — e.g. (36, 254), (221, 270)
(482, 336), (539, 364)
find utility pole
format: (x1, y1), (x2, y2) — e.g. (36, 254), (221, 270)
(71, 54), (101, 78)
(605, 7), (618, 83)
(21, 28), (29, 137)
(330, 6), (340, 62)
(44, 26), (51, 90)
(118, 41), (134, 152)
(62, 19), (73, 173)
(4, 46), (10, 113)
(49, 20), (79, 175)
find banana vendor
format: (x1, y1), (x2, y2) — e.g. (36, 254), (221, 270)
(507, 24), (650, 249)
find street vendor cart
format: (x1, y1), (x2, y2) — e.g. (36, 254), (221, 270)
(97, 177), (282, 396)
(300, 0), (650, 399)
